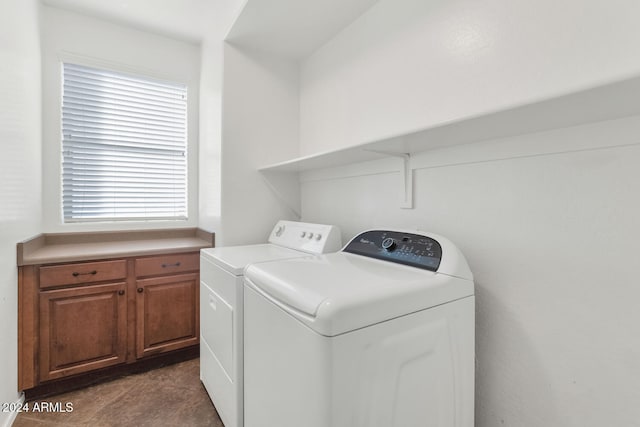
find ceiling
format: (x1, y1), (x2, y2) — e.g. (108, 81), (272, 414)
(41, 0), (244, 43)
(226, 0), (379, 59)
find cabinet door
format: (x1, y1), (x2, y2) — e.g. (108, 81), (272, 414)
(39, 283), (127, 381)
(136, 273), (199, 358)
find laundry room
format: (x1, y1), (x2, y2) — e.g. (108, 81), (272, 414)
(2, 0), (639, 426)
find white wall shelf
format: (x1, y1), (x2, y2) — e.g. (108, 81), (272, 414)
(231, 1), (640, 211)
(259, 74), (640, 173)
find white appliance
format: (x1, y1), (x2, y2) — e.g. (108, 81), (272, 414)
(243, 229), (475, 427)
(199, 220), (342, 427)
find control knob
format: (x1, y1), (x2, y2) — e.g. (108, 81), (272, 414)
(381, 237), (397, 251)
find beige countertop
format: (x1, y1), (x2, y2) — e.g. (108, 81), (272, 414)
(18, 228), (215, 266)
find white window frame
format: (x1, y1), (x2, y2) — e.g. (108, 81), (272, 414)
(61, 62), (189, 223)
(44, 52), (199, 230)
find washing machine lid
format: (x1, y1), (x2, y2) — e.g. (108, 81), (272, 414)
(201, 244), (310, 276)
(245, 252), (474, 337)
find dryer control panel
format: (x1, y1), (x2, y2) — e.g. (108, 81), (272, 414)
(344, 230), (442, 271)
(268, 220), (342, 254)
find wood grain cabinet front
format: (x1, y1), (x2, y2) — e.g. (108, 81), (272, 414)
(135, 253), (199, 278)
(39, 282), (128, 381)
(39, 260), (127, 289)
(135, 273), (199, 358)
(19, 251), (203, 392)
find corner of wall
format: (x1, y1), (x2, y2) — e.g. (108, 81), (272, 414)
(0, 0), (43, 415)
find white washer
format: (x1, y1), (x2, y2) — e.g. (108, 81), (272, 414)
(199, 220), (341, 427)
(243, 229), (475, 427)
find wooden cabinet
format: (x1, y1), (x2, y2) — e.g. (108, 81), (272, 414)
(134, 253), (200, 358)
(135, 253), (199, 278)
(135, 273), (199, 358)
(39, 260), (127, 289)
(19, 251), (202, 391)
(39, 282), (127, 381)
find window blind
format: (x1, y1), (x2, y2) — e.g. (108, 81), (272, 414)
(62, 62), (188, 222)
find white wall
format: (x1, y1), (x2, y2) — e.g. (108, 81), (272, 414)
(40, 5), (201, 232)
(198, 0), (245, 238)
(220, 44), (300, 245)
(295, 0), (640, 425)
(301, 116), (640, 426)
(300, 0), (640, 156)
(199, 39), (224, 236)
(0, 0), (42, 424)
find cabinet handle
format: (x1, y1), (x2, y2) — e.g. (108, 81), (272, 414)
(137, 288), (144, 293)
(118, 290), (125, 296)
(161, 262), (181, 268)
(72, 270), (97, 277)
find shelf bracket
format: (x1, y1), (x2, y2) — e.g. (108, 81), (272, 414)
(363, 150), (413, 209)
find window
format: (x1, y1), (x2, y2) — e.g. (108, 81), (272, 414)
(61, 62), (188, 222)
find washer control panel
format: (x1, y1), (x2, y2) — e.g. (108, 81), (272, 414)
(344, 230), (442, 271)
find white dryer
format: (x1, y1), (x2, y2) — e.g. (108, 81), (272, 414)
(243, 229), (475, 427)
(199, 220), (341, 427)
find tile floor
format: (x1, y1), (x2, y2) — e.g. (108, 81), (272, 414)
(13, 358), (223, 427)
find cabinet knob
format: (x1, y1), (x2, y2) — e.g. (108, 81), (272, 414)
(137, 288), (144, 293)
(118, 290), (125, 296)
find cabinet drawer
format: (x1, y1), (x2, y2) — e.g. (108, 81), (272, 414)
(39, 260), (127, 289)
(135, 252), (199, 278)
